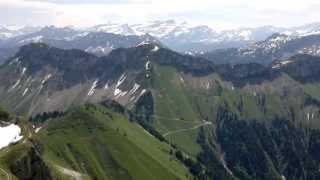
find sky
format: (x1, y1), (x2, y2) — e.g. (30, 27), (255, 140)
(1, 0), (320, 30)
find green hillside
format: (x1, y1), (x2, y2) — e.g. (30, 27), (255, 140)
(0, 104), (191, 180)
(38, 104), (190, 180)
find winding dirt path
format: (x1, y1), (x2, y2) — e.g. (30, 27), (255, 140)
(163, 121), (212, 137)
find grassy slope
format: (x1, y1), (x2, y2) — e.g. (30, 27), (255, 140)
(149, 64), (317, 157)
(38, 104), (190, 180)
(151, 65), (204, 156)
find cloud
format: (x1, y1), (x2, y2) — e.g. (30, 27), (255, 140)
(1, 0), (320, 29)
(23, 0), (139, 5)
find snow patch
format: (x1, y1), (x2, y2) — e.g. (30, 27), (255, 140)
(139, 89), (146, 97)
(22, 88), (29, 96)
(21, 67), (27, 76)
(116, 74), (126, 88)
(41, 74), (52, 84)
(136, 41), (150, 47)
(151, 45), (159, 52)
(35, 127), (42, 133)
(88, 80), (99, 96)
(272, 60), (292, 69)
(180, 77), (185, 84)
(0, 124), (23, 149)
(281, 60), (293, 65)
(129, 96), (136, 102)
(272, 64), (281, 69)
(104, 82), (109, 90)
(114, 88), (127, 97)
(9, 79), (21, 91)
(19, 35), (43, 44)
(206, 82), (210, 89)
(145, 61), (151, 71)
(129, 83), (140, 95)
(9, 57), (20, 65)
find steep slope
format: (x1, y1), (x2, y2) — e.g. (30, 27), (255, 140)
(0, 43), (158, 116)
(148, 55), (320, 179)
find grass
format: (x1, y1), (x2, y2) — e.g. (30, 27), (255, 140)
(38, 104), (190, 180)
(151, 65), (204, 155)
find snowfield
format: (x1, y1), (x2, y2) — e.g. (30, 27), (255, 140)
(0, 124), (23, 149)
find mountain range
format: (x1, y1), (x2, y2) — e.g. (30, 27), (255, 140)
(3, 20), (320, 57)
(3, 18), (320, 180)
(1, 42), (320, 179)
(201, 33), (320, 65)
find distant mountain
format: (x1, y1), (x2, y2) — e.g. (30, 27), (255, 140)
(0, 25), (40, 40)
(4, 21), (320, 56)
(0, 26), (161, 60)
(87, 21), (320, 54)
(88, 20), (284, 53)
(201, 33), (320, 65)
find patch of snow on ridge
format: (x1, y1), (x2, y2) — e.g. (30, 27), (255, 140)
(114, 88), (127, 97)
(41, 74), (52, 84)
(35, 127), (42, 133)
(129, 83), (140, 95)
(88, 80), (99, 96)
(104, 82), (109, 90)
(206, 82), (210, 89)
(22, 88), (29, 96)
(129, 96), (136, 102)
(272, 64), (281, 69)
(116, 74), (126, 88)
(21, 67), (27, 76)
(0, 124), (23, 149)
(9, 57), (20, 65)
(281, 60), (293, 65)
(136, 41), (150, 47)
(19, 35), (43, 44)
(145, 61), (151, 71)
(151, 45), (159, 52)
(9, 79), (21, 91)
(139, 89), (146, 97)
(272, 60), (293, 69)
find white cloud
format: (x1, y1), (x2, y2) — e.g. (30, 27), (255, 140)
(1, 0), (320, 29)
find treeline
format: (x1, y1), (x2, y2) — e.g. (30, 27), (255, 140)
(172, 149), (206, 179)
(0, 106), (9, 120)
(29, 111), (65, 125)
